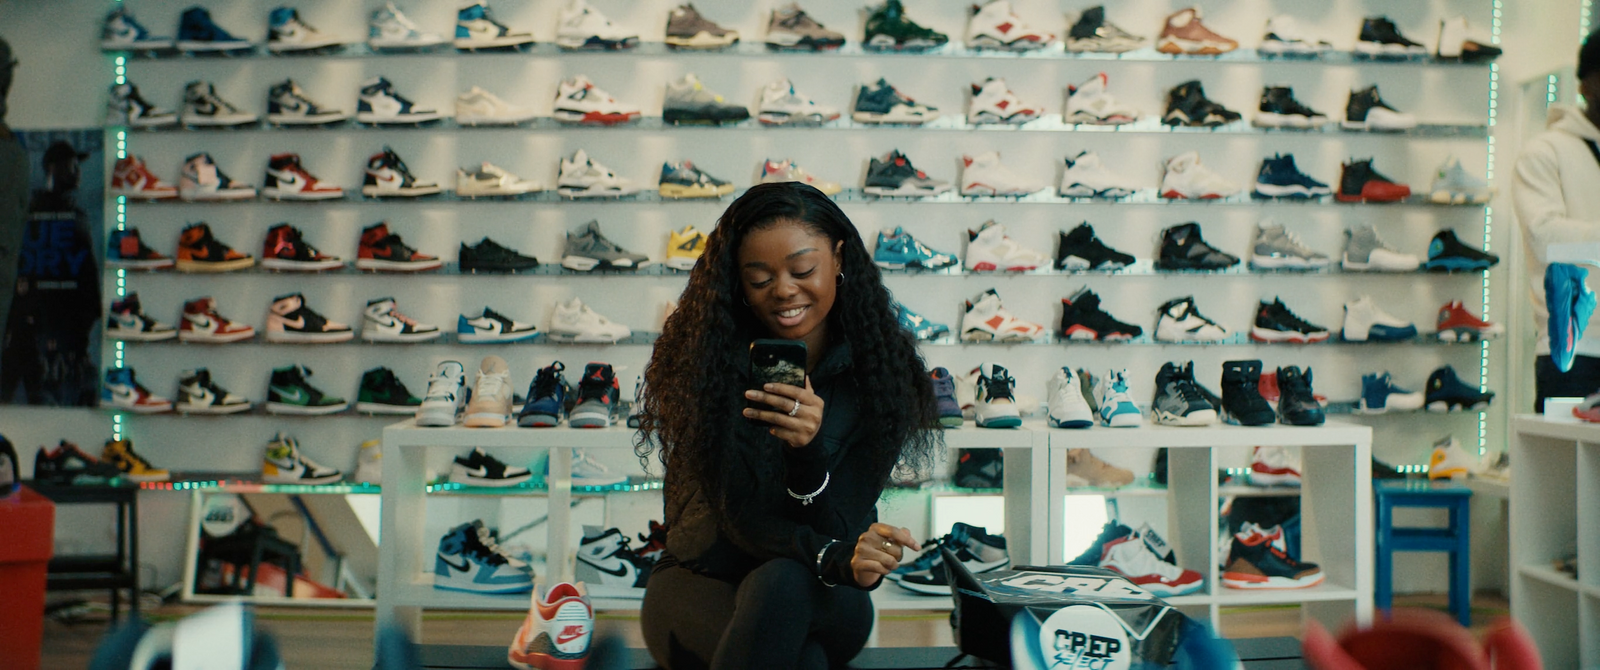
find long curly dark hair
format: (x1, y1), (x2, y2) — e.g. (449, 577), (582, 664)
(636, 182), (940, 520)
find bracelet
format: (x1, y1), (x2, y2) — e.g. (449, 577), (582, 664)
(787, 471), (830, 506)
(815, 539), (840, 587)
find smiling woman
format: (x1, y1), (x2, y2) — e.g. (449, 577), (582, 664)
(635, 182), (942, 670)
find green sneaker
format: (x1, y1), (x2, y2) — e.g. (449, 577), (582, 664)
(356, 366), (422, 415)
(266, 364), (348, 415)
(863, 0), (947, 51)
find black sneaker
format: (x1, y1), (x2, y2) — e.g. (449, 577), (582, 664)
(459, 237), (539, 273)
(1067, 520), (1134, 565)
(1152, 361), (1218, 426)
(1155, 222), (1238, 271)
(862, 0), (948, 52)
(570, 363), (620, 428)
(954, 448), (1003, 489)
(1250, 298), (1331, 343)
(1163, 80), (1240, 127)
(1424, 229), (1499, 272)
(1060, 287), (1141, 340)
(1342, 85), (1417, 131)
(266, 364), (349, 415)
(362, 146), (442, 197)
(1220, 360), (1275, 426)
(1424, 365), (1494, 411)
(863, 150), (950, 196)
(897, 526), (1008, 595)
(1276, 366), (1325, 425)
(854, 79), (940, 124)
(1255, 86), (1329, 129)
(1252, 154), (1331, 199)
(1065, 6), (1144, 53)
(517, 362), (571, 427)
(0, 435), (14, 495)
(1057, 223), (1134, 271)
(449, 447), (532, 487)
(33, 441), (122, 485)
(357, 366), (422, 414)
(1222, 529), (1323, 589)
(1356, 16), (1426, 56)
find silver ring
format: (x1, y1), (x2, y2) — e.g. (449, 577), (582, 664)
(789, 399), (800, 416)
(881, 540), (894, 551)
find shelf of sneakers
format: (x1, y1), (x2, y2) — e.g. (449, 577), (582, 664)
(121, 263), (692, 277)
(116, 261), (1487, 278)
(918, 332), (1489, 347)
(881, 261), (1487, 278)
(116, 332), (661, 346)
(135, 473), (381, 495)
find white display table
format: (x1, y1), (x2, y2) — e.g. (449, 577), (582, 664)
(1509, 415), (1600, 668)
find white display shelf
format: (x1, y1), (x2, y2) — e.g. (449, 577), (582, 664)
(1516, 564), (1584, 594)
(111, 332), (662, 347)
(1510, 415), (1600, 668)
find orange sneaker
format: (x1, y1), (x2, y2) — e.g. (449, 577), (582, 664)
(1156, 7), (1238, 55)
(508, 581), (593, 670)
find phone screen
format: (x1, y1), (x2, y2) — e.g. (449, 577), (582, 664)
(749, 339), (807, 409)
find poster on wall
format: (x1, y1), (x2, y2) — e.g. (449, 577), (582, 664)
(0, 130), (103, 406)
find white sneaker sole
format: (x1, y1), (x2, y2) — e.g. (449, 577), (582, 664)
(262, 258), (345, 272)
(262, 188), (344, 201)
(356, 258), (444, 272)
(176, 402), (252, 415)
(415, 404), (458, 426)
(1154, 408), (1217, 426)
(266, 402), (348, 415)
(179, 329), (255, 343)
(1252, 113), (1329, 129)
(362, 329), (443, 342)
(356, 112), (445, 124)
(265, 330), (355, 343)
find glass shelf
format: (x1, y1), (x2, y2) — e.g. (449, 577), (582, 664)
(111, 331), (662, 347)
(109, 261), (1489, 278)
(917, 333), (1495, 346)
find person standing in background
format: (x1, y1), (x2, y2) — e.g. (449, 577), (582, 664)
(0, 37), (27, 342)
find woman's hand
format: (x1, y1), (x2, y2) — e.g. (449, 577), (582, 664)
(743, 379), (823, 449)
(851, 523), (921, 589)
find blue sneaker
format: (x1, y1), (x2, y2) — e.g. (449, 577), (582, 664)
(1425, 365), (1495, 412)
(1547, 262), (1596, 372)
(929, 367), (963, 427)
(1357, 372), (1424, 413)
(517, 362), (570, 427)
(1252, 154), (1330, 199)
(1094, 369), (1142, 427)
(433, 520), (534, 594)
(888, 523), (974, 582)
(454, 1), (535, 50)
(894, 301), (950, 341)
(874, 227), (956, 269)
(101, 7), (173, 50)
(1425, 229), (1499, 272)
(176, 6), (253, 51)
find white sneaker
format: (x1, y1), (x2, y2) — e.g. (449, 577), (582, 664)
(1094, 369), (1143, 427)
(457, 162), (540, 197)
(757, 79), (840, 126)
(352, 440), (382, 485)
(1342, 225), (1421, 272)
(556, 0), (639, 50)
(459, 307), (539, 343)
(175, 369), (251, 414)
(967, 78), (1043, 125)
(1064, 73), (1139, 125)
(178, 153), (256, 201)
(464, 356), (514, 428)
(456, 86), (536, 125)
(960, 151), (1042, 196)
(548, 298), (631, 343)
(1428, 436), (1473, 479)
(965, 220), (1047, 271)
(1098, 531), (1204, 597)
(1258, 15), (1331, 54)
(508, 582), (594, 669)
(1341, 295), (1416, 342)
(570, 450), (627, 486)
(181, 82), (258, 127)
(1060, 151), (1137, 198)
(454, 1), (535, 50)
(1047, 367), (1094, 428)
(759, 159), (841, 196)
(362, 297), (442, 342)
(1156, 296), (1229, 342)
(267, 79), (350, 125)
(268, 8), (345, 52)
(1160, 151), (1240, 199)
(416, 361), (466, 426)
(1250, 446), (1301, 486)
(973, 363), (1023, 428)
(262, 433), (343, 484)
(557, 149), (638, 198)
(961, 289), (1045, 342)
(966, 0), (1055, 50)
(553, 75), (641, 125)
(357, 76), (443, 124)
(368, 2), (448, 49)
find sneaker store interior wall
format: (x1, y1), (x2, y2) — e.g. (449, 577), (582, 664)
(0, 0), (1588, 623)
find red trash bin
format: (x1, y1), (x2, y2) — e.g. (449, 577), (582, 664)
(0, 485), (56, 670)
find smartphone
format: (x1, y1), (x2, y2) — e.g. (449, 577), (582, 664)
(749, 339), (807, 412)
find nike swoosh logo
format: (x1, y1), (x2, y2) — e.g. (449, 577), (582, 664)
(271, 386), (307, 402)
(377, 173), (399, 183)
(272, 171), (303, 187)
(188, 316), (213, 329)
(556, 630), (586, 645)
(439, 554), (471, 572)
(279, 316), (306, 329)
(579, 557), (632, 577)
(189, 247), (213, 260)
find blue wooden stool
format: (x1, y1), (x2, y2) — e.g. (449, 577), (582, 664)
(1374, 481), (1473, 626)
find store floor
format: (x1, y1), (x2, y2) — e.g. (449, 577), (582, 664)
(41, 593), (1511, 668)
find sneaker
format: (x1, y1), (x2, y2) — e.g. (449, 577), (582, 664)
(759, 159), (841, 195)
(1066, 521), (1136, 566)
(1355, 16), (1426, 56)
(357, 77), (444, 124)
(962, 289), (1045, 342)
(457, 162), (540, 197)
(262, 433), (342, 484)
(563, 221), (651, 271)
(1254, 86), (1329, 129)
(549, 298), (631, 343)
(362, 297), (441, 342)
(968, 78), (1044, 125)
(876, 227), (956, 270)
(1336, 159), (1411, 203)
(176, 7), (252, 51)
(363, 146), (442, 197)
(1425, 365), (1493, 412)
(1357, 372), (1424, 413)
(462, 356), (515, 428)
(665, 4), (739, 49)
(33, 441), (122, 485)
(1220, 360), (1274, 425)
(181, 81), (257, 127)
(930, 367), (964, 427)
(1065, 6), (1144, 52)
(1064, 73), (1139, 125)
(102, 368), (172, 413)
(110, 155), (178, 199)
(970, 363), (1021, 428)
(1097, 531), (1204, 596)
(556, 0), (639, 50)
(459, 306), (539, 343)
(1155, 222), (1239, 270)
(1253, 154), (1330, 199)
(1250, 222), (1329, 269)
(961, 151), (1041, 196)
(1222, 527), (1322, 589)
(897, 526), (1008, 594)
(757, 79), (840, 126)
(1436, 300), (1502, 341)
(557, 149), (639, 198)
(508, 582), (593, 669)
(1047, 368), (1094, 428)
(1250, 445), (1301, 485)
(178, 153), (256, 201)
(106, 82), (177, 128)
(353, 440), (383, 485)
(1342, 225), (1420, 271)
(1064, 449), (1134, 487)
(966, 220), (1046, 271)
(368, 2), (449, 49)
(101, 6), (173, 50)
(1425, 229), (1499, 271)
(1156, 296), (1228, 342)
(267, 79), (350, 125)
(864, 150), (949, 196)
(176, 223), (254, 272)
(1164, 80), (1240, 127)
(176, 368), (251, 414)
(1152, 361), (1217, 426)
(1095, 369), (1143, 427)
(966, 0), (1055, 50)
(518, 362), (571, 427)
(1436, 16), (1502, 62)
(268, 7), (344, 52)
(107, 293), (177, 341)
(1276, 366), (1325, 425)
(765, 3), (845, 51)
(853, 78), (940, 125)
(1251, 298), (1331, 343)
(570, 363), (620, 428)
(1060, 287), (1141, 341)
(266, 293), (354, 343)
(179, 296), (255, 343)
(664, 225), (706, 271)
(574, 527), (653, 598)
(417, 361), (467, 426)
(1059, 151), (1137, 198)
(357, 366), (423, 414)
(1342, 295), (1417, 342)
(1343, 86), (1417, 131)
(435, 521), (534, 593)
(1259, 15), (1332, 54)
(1157, 7), (1238, 55)
(659, 161), (734, 199)
(266, 364), (348, 415)
(627, 377), (646, 428)
(456, 86), (537, 126)
(1057, 223), (1134, 271)
(1548, 263), (1596, 373)
(261, 224), (344, 271)
(894, 302), (950, 341)
(568, 449), (627, 486)
(102, 439), (170, 482)
(1428, 436), (1474, 480)
(863, 0), (948, 52)
(454, 1), (535, 50)
(1428, 158), (1495, 205)
(262, 154), (344, 201)
(460, 237), (539, 273)
(664, 74), (749, 125)
(1160, 152), (1240, 200)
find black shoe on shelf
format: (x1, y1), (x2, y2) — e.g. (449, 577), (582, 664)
(1424, 229), (1499, 272)
(1155, 222), (1238, 271)
(1163, 80), (1240, 127)
(1220, 360), (1275, 426)
(459, 237), (539, 273)
(1057, 222), (1134, 271)
(954, 447), (1003, 489)
(1059, 287), (1142, 341)
(1275, 366), (1325, 426)
(1251, 298), (1331, 343)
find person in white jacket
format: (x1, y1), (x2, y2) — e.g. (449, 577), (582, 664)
(1515, 31), (1600, 410)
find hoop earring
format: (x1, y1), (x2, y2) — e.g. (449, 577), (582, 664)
(741, 295), (751, 306)
(837, 272), (844, 285)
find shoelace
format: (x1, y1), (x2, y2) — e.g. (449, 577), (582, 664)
(389, 308), (420, 327)
(1171, 376), (1207, 404)
(472, 526), (512, 565)
(1279, 230), (1317, 256)
(1273, 303), (1317, 331)
(532, 366), (563, 401)
(986, 371), (1016, 401)
(477, 372), (510, 401)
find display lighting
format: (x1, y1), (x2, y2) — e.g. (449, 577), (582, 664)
(1477, 2), (1504, 455)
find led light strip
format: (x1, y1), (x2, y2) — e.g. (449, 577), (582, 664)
(1476, 0), (1505, 455)
(111, 45), (127, 438)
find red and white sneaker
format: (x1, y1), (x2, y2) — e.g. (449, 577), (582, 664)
(357, 222), (442, 272)
(508, 581), (593, 670)
(110, 155), (178, 199)
(179, 296), (256, 343)
(1249, 445), (1301, 486)
(1435, 300), (1503, 342)
(961, 288), (1046, 342)
(102, 367), (173, 414)
(262, 153), (344, 200)
(1097, 531), (1204, 597)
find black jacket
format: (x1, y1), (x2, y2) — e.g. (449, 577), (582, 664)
(662, 342), (881, 589)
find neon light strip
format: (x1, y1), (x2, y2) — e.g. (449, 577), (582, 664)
(1478, 1), (1504, 455)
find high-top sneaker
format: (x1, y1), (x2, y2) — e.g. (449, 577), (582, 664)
(1220, 360), (1275, 426)
(853, 78), (940, 125)
(1060, 151), (1137, 198)
(1258, 15), (1332, 54)
(368, 1), (449, 49)
(262, 433), (343, 484)
(363, 146), (441, 197)
(268, 7), (344, 52)
(266, 364), (348, 415)
(1047, 367), (1094, 429)
(1251, 298), (1331, 343)
(1059, 287), (1141, 341)
(1065, 449), (1135, 487)
(1094, 369), (1142, 427)
(1336, 159), (1411, 203)
(519, 362), (571, 427)
(1342, 225), (1420, 272)
(962, 288), (1046, 342)
(103, 368), (172, 413)
(1425, 229), (1499, 272)
(549, 298), (631, 343)
(176, 223), (254, 273)
(262, 224), (344, 272)
(1355, 16), (1426, 56)
(1155, 296), (1228, 342)
(1428, 158), (1496, 205)
(357, 222), (442, 272)
(968, 78), (1044, 125)
(862, 0), (948, 52)
(1436, 300), (1503, 341)
(1151, 361), (1217, 426)
(357, 366), (422, 414)
(181, 81), (258, 127)
(101, 6), (173, 50)
(574, 526), (654, 598)
(265, 293), (354, 343)
(1057, 222), (1134, 271)
(1157, 7), (1238, 54)
(1436, 16), (1501, 62)
(106, 81), (177, 127)
(176, 368), (251, 414)
(1424, 365), (1494, 412)
(1254, 86), (1328, 129)
(1222, 526), (1322, 589)
(557, 149), (638, 198)
(111, 155), (179, 199)
(898, 524), (1010, 593)
(930, 367), (964, 428)
(263, 153), (344, 200)
(556, 0), (640, 50)
(34, 441), (122, 485)
(1341, 295), (1417, 342)
(459, 306), (540, 343)
(658, 161), (734, 199)
(967, 0), (1055, 51)
(417, 361), (467, 427)
(1096, 530), (1202, 596)
(1064, 73), (1140, 125)
(454, 1), (535, 50)
(176, 6), (252, 51)
(434, 521), (534, 593)
(553, 75), (642, 125)
(973, 363), (1022, 428)
(1160, 152), (1240, 199)
(179, 296), (255, 343)
(459, 237), (540, 273)
(178, 152), (256, 201)
(757, 79), (840, 126)
(464, 355), (515, 428)
(1252, 154), (1331, 199)
(966, 219), (1046, 270)
(1343, 86), (1417, 131)
(1250, 222), (1329, 269)
(1276, 366), (1325, 425)
(1427, 437), (1475, 480)
(1155, 222), (1238, 270)
(357, 76), (444, 124)
(865, 150), (949, 196)
(1065, 5), (1144, 52)
(765, 3), (846, 51)
(570, 363), (620, 428)
(508, 582), (593, 669)
(1357, 372), (1424, 413)
(1164, 80), (1241, 127)
(107, 293), (177, 341)
(107, 229), (173, 270)
(101, 439), (170, 481)
(362, 297), (441, 342)
(266, 79), (350, 125)
(665, 4), (740, 49)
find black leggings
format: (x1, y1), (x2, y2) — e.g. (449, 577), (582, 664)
(641, 558), (874, 670)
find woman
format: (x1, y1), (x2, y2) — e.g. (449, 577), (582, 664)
(636, 182), (941, 670)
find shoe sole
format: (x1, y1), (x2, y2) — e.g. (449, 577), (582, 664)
(1222, 572), (1324, 590)
(179, 330), (255, 343)
(1424, 259), (1492, 271)
(267, 114), (350, 125)
(457, 332), (539, 344)
(758, 111), (839, 126)
(176, 402), (252, 415)
(1426, 399), (1491, 412)
(1248, 471), (1302, 486)
(1153, 408), (1217, 426)
(1428, 190), (1493, 205)
(975, 416), (1022, 428)
(1249, 327), (1329, 343)
(970, 111), (1040, 124)
(1252, 183), (1331, 198)
(555, 36), (640, 50)
(361, 186), (442, 197)
(561, 256), (648, 272)
(355, 112), (444, 125)
(453, 37), (536, 50)
(864, 185), (951, 197)
(262, 259), (345, 272)
(110, 189), (178, 200)
(569, 414), (613, 428)
(356, 259), (444, 272)
(107, 259), (176, 270)
(356, 402), (419, 415)
(517, 414), (561, 427)
(1252, 113), (1329, 129)
(1436, 327), (1497, 341)
(939, 416), (964, 428)
(665, 33), (740, 49)
(107, 330), (178, 342)
(463, 412), (508, 428)
(262, 189), (344, 201)
(1156, 36), (1237, 55)
(265, 330), (355, 343)
(1059, 185), (1133, 199)
(266, 402), (349, 415)
(1063, 112), (1137, 125)
(659, 183), (735, 199)
(551, 110), (640, 125)
(178, 189), (257, 201)
(415, 406), (458, 427)
(177, 258), (255, 273)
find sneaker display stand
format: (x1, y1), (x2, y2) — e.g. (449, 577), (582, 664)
(1509, 415), (1600, 668)
(24, 480), (141, 621)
